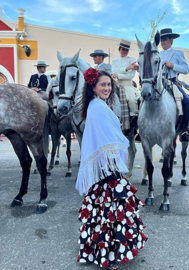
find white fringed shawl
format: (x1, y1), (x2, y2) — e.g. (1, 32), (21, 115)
(76, 98), (129, 196)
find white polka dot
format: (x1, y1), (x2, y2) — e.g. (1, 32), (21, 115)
(120, 244), (125, 253)
(109, 251), (115, 261)
(129, 229), (133, 234)
(101, 248), (106, 256)
(127, 191), (133, 197)
(82, 218), (87, 223)
(95, 225), (100, 232)
(94, 184), (98, 190)
(122, 219), (126, 225)
(118, 205), (123, 211)
(83, 252), (87, 258)
(87, 205), (92, 211)
(116, 184), (123, 193)
(91, 194), (96, 199)
(138, 235), (142, 241)
(89, 254), (94, 262)
(80, 259), (86, 263)
(105, 203), (110, 207)
(117, 224), (121, 231)
(93, 209), (96, 216)
(101, 258), (105, 263)
(127, 251), (133, 260)
(102, 192), (105, 197)
(81, 231), (87, 238)
(122, 227), (126, 235)
(137, 242), (142, 249)
(120, 179), (127, 186)
(88, 228), (91, 235)
(103, 183), (107, 189)
(80, 244), (84, 249)
(105, 234), (109, 241)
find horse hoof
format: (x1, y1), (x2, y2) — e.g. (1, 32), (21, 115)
(33, 169), (38, 174)
(10, 199), (23, 207)
(66, 172), (72, 177)
(145, 197), (154, 206)
(181, 180), (188, 186)
(141, 179), (148, 185)
(159, 158), (163, 163)
(55, 160), (59, 165)
(168, 180), (172, 187)
(36, 204), (47, 214)
(159, 203), (170, 211)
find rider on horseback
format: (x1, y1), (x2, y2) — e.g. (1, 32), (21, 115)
(111, 39), (139, 135)
(159, 28), (189, 142)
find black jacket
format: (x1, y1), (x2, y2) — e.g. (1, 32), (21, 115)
(28, 74), (48, 91)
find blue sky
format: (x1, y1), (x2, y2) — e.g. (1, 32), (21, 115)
(1, 0), (189, 49)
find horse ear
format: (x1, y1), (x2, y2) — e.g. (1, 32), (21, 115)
(135, 34), (144, 51)
(71, 49), (81, 65)
(57, 51), (64, 63)
(153, 31), (160, 47)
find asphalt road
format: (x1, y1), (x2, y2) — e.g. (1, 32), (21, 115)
(0, 137), (189, 270)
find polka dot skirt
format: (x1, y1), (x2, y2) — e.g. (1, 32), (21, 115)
(77, 172), (147, 268)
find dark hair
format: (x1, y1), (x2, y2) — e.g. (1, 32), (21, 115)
(81, 70), (116, 120)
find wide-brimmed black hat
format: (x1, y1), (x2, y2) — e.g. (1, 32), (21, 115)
(160, 28), (180, 39)
(90, 49), (109, 58)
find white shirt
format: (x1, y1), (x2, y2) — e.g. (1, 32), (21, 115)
(112, 56), (136, 81)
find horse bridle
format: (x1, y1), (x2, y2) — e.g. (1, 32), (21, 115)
(139, 50), (163, 100)
(58, 64), (80, 105)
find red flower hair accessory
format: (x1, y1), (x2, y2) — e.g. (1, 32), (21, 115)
(84, 67), (99, 85)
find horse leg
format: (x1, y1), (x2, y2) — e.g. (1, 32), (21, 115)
(159, 145), (173, 211)
(141, 156), (149, 185)
(6, 132), (32, 207)
(28, 140), (48, 214)
(167, 138), (177, 187)
(181, 142), (188, 186)
(126, 135), (137, 178)
(55, 137), (61, 165)
(142, 143), (154, 206)
(65, 134), (72, 177)
(48, 122), (61, 171)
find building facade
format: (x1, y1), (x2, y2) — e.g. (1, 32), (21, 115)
(0, 8), (189, 86)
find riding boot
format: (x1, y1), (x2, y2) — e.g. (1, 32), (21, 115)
(180, 120), (189, 142)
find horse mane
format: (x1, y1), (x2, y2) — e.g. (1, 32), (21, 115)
(143, 41), (153, 78)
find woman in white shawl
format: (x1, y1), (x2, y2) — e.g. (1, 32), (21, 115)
(76, 68), (147, 270)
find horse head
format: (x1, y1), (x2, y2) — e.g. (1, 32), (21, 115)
(136, 31), (163, 101)
(56, 50), (90, 115)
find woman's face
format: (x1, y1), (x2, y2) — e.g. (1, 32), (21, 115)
(93, 76), (112, 101)
(119, 47), (129, 57)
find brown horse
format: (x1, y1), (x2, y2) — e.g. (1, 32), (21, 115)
(0, 83), (49, 214)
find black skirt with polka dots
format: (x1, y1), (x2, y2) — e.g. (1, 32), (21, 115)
(77, 172), (147, 268)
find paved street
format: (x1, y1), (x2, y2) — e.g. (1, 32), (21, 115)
(0, 137), (189, 270)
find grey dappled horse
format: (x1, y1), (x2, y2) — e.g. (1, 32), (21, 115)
(56, 50), (136, 176)
(0, 84), (49, 214)
(136, 31), (188, 211)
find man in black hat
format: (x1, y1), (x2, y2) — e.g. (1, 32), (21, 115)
(160, 28), (189, 142)
(90, 49), (112, 73)
(28, 61), (50, 92)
